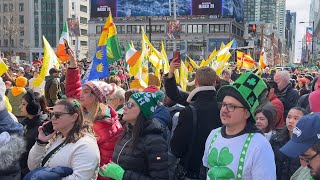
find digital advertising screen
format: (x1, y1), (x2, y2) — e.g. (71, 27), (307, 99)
(222, 0), (244, 22)
(90, 0), (116, 18)
(191, 0), (222, 15)
(90, 0), (223, 18)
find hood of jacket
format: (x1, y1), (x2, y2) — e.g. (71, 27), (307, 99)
(45, 75), (57, 82)
(0, 109), (23, 135)
(151, 105), (171, 127)
(186, 86), (216, 103)
(143, 119), (165, 135)
(0, 133), (26, 171)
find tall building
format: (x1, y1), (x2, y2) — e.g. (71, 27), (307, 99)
(244, 0), (261, 22)
(285, 10), (296, 63)
(0, 0), (89, 62)
(244, 0), (286, 40)
(310, 0), (320, 63)
(260, 0), (277, 30)
(277, 0), (286, 41)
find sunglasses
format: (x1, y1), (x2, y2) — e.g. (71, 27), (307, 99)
(124, 102), (135, 109)
(50, 112), (73, 119)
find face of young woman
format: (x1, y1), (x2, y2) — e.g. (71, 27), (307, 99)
(19, 98), (28, 116)
(122, 98), (140, 125)
(79, 85), (97, 108)
(255, 112), (269, 133)
(286, 109), (305, 133)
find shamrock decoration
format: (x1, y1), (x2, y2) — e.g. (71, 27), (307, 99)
(247, 96), (255, 106)
(247, 78), (257, 86)
(208, 147), (235, 179)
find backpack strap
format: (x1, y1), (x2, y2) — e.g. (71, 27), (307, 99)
(183, 104), (197, 172)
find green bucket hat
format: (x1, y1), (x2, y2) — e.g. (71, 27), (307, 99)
(217, 72), (267, 122)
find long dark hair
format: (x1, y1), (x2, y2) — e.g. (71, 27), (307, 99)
(55, 99), (93, 143)
(34, 92), (50, 114)
(129, 112), (150, 151)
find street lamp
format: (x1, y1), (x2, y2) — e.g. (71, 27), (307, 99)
(299, 21), (315, 65)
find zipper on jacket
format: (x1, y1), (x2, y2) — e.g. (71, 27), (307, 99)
(116, 135), (133, 164)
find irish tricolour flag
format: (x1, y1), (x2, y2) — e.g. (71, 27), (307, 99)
(125, 43), (141, 67)
(56, 22), (70, 62)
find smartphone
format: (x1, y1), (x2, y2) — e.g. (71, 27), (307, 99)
(173, 51), (180, 63)
(63, 38), (70, 54)
(43, 121), (54, 136)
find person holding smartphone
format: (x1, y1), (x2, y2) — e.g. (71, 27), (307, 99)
(27, 99), (100, 179)
(19, 90), (49, 178)
(65, 49), (123, 180)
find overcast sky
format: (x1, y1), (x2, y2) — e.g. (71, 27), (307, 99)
(286, 0), (311, 62)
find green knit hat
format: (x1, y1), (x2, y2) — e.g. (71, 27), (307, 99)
(130, 92), (160, 119)
(217, 72), (267, 122)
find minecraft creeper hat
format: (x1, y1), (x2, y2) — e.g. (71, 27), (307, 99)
(217, 72), (268, 122)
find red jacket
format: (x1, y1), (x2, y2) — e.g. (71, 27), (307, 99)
(66, 68), (124, 180)
(270, 95), (285, 129)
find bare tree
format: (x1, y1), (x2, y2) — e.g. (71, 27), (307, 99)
(0, 10), (22, 59)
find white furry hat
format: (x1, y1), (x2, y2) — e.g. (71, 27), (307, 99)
(0, 78), (6, 110)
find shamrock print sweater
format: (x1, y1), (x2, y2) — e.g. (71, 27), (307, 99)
(202, 128), (276, 180)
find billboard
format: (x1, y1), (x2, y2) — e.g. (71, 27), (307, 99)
(191, 0), (222, 15)
(222, 0), (244, 22)
(208, 38), (229, 53)
(167, 21), (181, 39)
(90, 0), (116, 18)
(67, 18), (80, 36)
(90, 0), (222, 18)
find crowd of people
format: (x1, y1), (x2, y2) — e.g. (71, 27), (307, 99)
(1, 50), (320, 180)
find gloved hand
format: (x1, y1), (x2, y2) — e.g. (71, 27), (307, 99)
(99, 163), (125, 180)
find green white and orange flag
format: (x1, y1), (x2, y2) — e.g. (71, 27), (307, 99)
(125, 43), (141, 67)
(33, 36), (60, 87)
(106, 12), (122, 64)
(56, 22), (69, 63)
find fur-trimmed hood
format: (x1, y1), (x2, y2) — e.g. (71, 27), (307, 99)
(0, 132), (26, 171)
(186, 86), (216, 103)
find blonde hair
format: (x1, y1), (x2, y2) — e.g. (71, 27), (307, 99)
(84, 97), (107, 122)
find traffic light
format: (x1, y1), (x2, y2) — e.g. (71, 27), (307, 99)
(248, 24), (257, 34)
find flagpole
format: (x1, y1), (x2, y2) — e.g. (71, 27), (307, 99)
(173, 0), (177, 52)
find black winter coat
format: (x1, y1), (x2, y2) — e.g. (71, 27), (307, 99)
(20, 113), (48, 177)
(112, 120), (168, 180)
(164, 75), (222, 177)
(270, 128), (300, 180)
(277, 84), (299, 118)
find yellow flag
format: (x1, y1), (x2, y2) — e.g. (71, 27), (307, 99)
(174, 69), (180, 83)
(216, 40), (234, 62)
(5, 96), (12, 112)
(180, 61), (188, 91)
(201, 49), (217, 67)
(185, 55), (199, 70)
(200, 59), (206, 67)
(161, 41), (170, 74)
(33, 36), (60, 87)
(0, 58), (8, 76)
(214, 52), (232, 75)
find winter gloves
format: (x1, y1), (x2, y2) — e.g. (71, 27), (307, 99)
(99, 163), (125, 180)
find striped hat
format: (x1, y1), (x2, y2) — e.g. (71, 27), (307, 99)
(85, 81), (116, 103)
